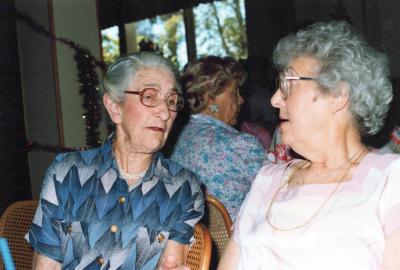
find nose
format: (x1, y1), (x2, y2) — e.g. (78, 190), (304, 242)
(270, 89), (284, 108)
(238, 93), (244, 105)
(156, 100), (171, 121)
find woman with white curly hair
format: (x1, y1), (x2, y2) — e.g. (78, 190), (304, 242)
(219, 21), (400, 270)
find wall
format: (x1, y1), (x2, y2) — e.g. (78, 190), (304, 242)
(52, 0), (105, 147)
(15, 0), (59, 198)
(15, 0), (105, 198)
(0, 1), (31, 215)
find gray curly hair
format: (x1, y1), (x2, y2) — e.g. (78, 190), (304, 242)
(102, 52), (181, 103)
(273, 21), (392, 135)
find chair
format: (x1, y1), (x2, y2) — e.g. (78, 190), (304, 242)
(203, 194), (233, 266)
(0, 200), (211, 270)
(0, 200), (38, 270)
(185, 223), (212, 270)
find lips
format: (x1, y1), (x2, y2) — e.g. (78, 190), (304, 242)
(147, 127), (165, 132)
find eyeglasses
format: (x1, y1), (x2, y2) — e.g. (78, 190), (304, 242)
(124, 88), (184, 112)
(276, 72), (318, 100)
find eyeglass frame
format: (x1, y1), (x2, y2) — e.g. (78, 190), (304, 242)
(276, 72), (318, 100)
(124, 88), (184, 112)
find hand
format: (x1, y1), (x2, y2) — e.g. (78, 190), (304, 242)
(159, 255), (190, 270)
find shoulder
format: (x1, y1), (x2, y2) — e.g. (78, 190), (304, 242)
(234, 131), (265, 149)
(159, 156), (202, 189)
(362, 152), (400, 172)
(55, 147), (100, 164)
(252, 162), (288, 184)
(48, 147), (101, 181)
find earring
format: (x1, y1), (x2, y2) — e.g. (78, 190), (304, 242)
(209, 104), (219, 113)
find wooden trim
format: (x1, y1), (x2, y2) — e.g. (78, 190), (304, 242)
(95, 0), (105, 64)
(47, 0), (64, 146)
(197, 223), (212, 270)
(183, 8), (197, 63)
(205, 194), (233, 236)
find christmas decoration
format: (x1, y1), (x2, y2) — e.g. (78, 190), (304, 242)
(16, 11), (106, 150)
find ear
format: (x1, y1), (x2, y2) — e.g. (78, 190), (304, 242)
(202, 93), (213, 110)
(330, 87), (350, 114)
(103, 94), (122, 124)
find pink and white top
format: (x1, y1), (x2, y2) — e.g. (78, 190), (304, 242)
(233, 152), (400, 270)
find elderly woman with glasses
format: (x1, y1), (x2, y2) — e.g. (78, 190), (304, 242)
(219, 21), (400, 270)
(27, 52), (203, 270)
(170, 56), (266, 221)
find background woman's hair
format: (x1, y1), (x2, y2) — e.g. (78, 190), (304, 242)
(182, 55), (247, 113)
(273, 21), (393, 135)
(102, 52), (181, 103)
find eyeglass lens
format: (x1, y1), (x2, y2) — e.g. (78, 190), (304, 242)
(140, 88), (182, 111)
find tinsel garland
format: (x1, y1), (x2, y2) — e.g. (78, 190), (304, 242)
(16, 11), (106, 149)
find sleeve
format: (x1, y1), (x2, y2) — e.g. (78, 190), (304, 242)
(378, 156), (400, 237)
(168, 170), (205, 244)
(26, 155), (66, 263)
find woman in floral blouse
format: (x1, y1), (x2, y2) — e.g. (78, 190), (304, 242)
(170, 56), (267, 220)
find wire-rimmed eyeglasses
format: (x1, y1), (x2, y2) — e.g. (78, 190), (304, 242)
(276, 72), (318, 100)
(124, 88), (184, 112)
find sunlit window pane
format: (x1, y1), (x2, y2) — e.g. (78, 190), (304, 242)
(136, 11), (187, 69)
(194, 0), (247, 59)
(101, 26), (120, 65)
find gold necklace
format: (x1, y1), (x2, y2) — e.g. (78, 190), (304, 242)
(266, 146), (367, 232)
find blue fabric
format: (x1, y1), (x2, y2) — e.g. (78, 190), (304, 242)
(27, 133), (204, 270)
(170, 114), (266, 220)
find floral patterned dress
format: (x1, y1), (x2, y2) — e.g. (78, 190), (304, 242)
(170, 114), (267, 220)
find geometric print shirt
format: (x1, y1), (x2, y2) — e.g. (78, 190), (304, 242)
(170, 114), (266, 221)
(27, 133), (204, 270)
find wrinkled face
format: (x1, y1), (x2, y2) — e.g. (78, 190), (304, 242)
(115, 68), (178, 154)
(270, 56), (332, 153)
(213, 79), (244, 126)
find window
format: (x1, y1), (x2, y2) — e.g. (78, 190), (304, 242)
(100, 0), (247, 69)
(101, 26), (120, 65)
(194, 0), (247, 59)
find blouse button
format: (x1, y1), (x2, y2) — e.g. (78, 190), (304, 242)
(110, 224), (118, 233)
(157, 233), (165, 243)
(118, 196), (126, 204)
(66, 225), (72, 234)
(97, 257), (105, 265)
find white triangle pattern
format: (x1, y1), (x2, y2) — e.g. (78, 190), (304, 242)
(77, 161), (97, 186)
(141, 177), (159, 195)
(164, 175), (185, 198)
(41, 175), (59, 206)
(100, 168), (118, 194)
(32, 202), (43, 226)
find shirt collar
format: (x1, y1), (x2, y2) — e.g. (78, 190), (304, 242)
(191, 113), (239, 133)
(97, 132), (174, 184)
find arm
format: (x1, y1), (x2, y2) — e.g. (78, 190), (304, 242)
(157, 240), (189, 270)
(217, 239), (240, 270)
(32, 252), (61, 270)
(382, 229), (400, 269)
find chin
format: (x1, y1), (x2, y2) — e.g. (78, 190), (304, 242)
(143, 140), (165, 153)
(229, 118), (237, 126)
(280, 132), (293, 146)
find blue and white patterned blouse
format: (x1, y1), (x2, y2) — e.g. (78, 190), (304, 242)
(27, 133), (204, 270)
(170, 114), (266, 220)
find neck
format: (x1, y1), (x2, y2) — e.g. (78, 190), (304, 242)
(290, 126), (368, 186)
(300, 122), (364, 169)
(113, 133), (152, 185)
